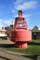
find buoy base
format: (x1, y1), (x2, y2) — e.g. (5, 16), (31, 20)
(16, 42), (28, 48)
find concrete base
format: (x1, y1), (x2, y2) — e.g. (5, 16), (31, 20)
(16, 42), (28, 48)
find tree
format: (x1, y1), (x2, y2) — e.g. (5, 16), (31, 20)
(5, 25), (13, 39)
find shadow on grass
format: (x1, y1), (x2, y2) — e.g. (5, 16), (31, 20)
(0, 44), (16, 48)
(28, 41), (40, 45)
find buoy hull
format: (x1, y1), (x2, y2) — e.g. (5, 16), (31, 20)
(11, 29), (32, 48)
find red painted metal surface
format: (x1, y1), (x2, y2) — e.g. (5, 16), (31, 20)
(16, 42), (28, 48)
(15, 29), (32, 41)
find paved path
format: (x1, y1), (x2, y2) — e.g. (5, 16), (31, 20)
(0, 40), (14, 44)
(0, 48), (32, 60)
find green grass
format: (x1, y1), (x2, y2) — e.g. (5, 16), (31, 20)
(5, 40), (40, 55)
(6, 45), (40, 55)
(32, 39), (40, 43)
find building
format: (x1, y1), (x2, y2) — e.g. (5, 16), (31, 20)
(32, 30), (40, 40)
(32, 26), (40, 40)
(0, 28), (7, 40)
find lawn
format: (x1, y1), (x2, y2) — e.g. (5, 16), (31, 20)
(5, 40), (40, 55)
(32, 39), (40, 43)
(6, 45), (40, 55)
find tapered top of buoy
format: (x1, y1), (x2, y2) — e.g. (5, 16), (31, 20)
(14, 10), (27, 29)
(18, 10), (23, 17)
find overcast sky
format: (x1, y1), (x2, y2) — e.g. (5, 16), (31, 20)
(0, 0), (40, 29)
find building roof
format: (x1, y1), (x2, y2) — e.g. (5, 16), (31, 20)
(32, 30), (40, 32)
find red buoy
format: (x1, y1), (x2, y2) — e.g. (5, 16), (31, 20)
(11, 10), (32, 48)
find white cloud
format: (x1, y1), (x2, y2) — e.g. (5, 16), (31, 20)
(16, 1), (38, 10)
(39, 28), (40, 30)
(23, 14), (31, 18)
(15, 0), (24, 4)
(0, 19), (3, 27)
(4, 19), (12, 25)
(0, 19), (15, 27)
(11, 9), (16, 13)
